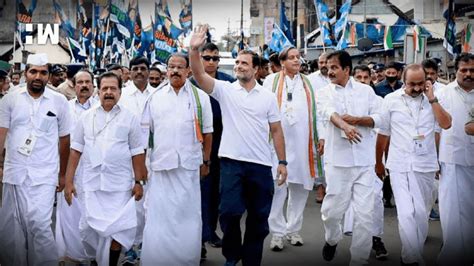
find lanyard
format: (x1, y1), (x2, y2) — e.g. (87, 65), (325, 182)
(401, 94), (424, 135)
(92, 108), (121, 143)
(285, 76), (298, 101)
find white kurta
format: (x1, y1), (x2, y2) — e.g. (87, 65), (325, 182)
(56, 98), (97, 262)
(71, 104), (144, 266)
(141, 82), (213, 265)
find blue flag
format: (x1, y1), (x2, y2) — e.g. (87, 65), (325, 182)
(268, 24), (293, 53)
(314, 0), (332, 46)
(280, 0), (294, 45)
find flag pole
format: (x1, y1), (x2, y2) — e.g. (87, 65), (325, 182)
(102, 5), (111, 67)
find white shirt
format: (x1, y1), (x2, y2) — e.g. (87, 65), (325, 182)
(308, 70), (331, 92)
(378, 89), (440, 172)
(263, 73), (323, 188)
(433, 81), (446, 93)
(0, 87), (71, 186)
(120, 82), (157, 146)
(318, 78), (382, 167)
(211, 80), (280, 166)
(437, 81), (474, 166)
(146, 82), (213, 171)
(71, 104), (144, 192)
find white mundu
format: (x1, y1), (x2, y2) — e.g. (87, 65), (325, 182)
(56, 97), (97, 262)
(140, 81), (213, 265)
(263, 72), (324, 241)
(436, 81), (474, 265)
(0, 87), (71, 266)
(378, 89), (439, 264)
(71, 103), (144, 266)
(318, 77), (382, 265)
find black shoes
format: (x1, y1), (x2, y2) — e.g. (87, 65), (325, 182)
(209, 233), (223, 248)
(373, 236), (389, 260)
(322, 242), (337, 261)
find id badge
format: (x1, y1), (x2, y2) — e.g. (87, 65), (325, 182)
(88, 145), (103, 168)
(414, 140), (428, 155)
(18, 134), (37, 156)
(285, 107), (297, 126)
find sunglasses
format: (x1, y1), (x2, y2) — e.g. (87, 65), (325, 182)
(202, 56), (220, 62)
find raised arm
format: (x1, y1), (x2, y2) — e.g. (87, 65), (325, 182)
(189, 24), (215, 93)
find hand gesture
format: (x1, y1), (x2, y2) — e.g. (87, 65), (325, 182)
(276, 165), (288, 186)
(342, 124), (362, 144)
(424, 80), (435, 101)
(64, 182), (76, 206)
(190, 24), (208, 51)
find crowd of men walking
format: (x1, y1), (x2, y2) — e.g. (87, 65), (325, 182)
(0, 24), (473, 266)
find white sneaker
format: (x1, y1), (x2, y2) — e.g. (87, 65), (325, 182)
(286, 234), (304, 246)
(270, 235), (284, 251)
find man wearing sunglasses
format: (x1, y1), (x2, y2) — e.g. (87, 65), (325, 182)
(190, 42), (235, 261)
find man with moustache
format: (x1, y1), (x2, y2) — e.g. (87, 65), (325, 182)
(140, 53), (213, 265)
(56, 70), (97, 264)
(308, 52), (330, 203)
(64, 71), (146, 266)
(345, 64), (388, 260)
(422, 59), (446, 92)
(58, 64), (84, 100)
(376, 64), (452, 265)
(263, 47), (324, 251)
(10, 71), (21, 87)
(190, 25), (287, 266)
(148, 67), (162, 88)
(317, 50), (382, 265)
(437, 53), (474, 266)
(373, 64), (386, 85)
(49, 64), (67, 90)
(0, 53), (71, 266)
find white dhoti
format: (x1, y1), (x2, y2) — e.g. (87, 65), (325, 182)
(390, 170), (435, 265)
(438, 163), (474, 266)
(268, 181), (309, 237)
(80, 190), (137, 266)
(0, 183), (57, 266)
(141, 168), (201, 266)
(321, 165), (374, 266)
(343, 177), (384, 237)
(55, 191), (91, 262)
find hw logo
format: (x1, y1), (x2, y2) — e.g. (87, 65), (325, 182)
(25, 24), (60, 45)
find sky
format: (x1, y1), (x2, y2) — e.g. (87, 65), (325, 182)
(139, 0), (251, 41)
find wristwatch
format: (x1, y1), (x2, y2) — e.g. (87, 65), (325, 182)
(135, 180), (146, 186)
(278, 160), (288, 166)
(429, 97), (439, 104)
(203, 160), (211, 166)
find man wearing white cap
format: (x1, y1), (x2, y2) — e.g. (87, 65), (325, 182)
(0, 53), (72, 266)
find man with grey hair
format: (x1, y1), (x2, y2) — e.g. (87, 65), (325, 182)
(0, 53), (71, 266)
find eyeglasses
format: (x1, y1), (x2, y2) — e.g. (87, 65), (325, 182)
(202, 56), (220, 62)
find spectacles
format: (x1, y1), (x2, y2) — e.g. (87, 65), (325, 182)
(202, 56), (220, 62)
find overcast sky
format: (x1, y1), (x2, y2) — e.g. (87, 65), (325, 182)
(139, 0), (251, 41)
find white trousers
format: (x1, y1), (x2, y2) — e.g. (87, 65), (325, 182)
(268, 181), (310, 237)
(80, 190), (137, 266)
(438, 163), (474, 266)
(343, 177), (384, 237)
(390, 170), (435, 265)
(0, 183), (57, 266)
(141, 168), (202, 266)
(56, 191), (90, 262)
(321, 165), (374, 266)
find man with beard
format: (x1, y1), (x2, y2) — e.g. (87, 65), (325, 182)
(148, 67), (162, 88)
(376, 64), (451, 265)
(0, 53), (71, 266)
(308, 52), (330, 203)
(374, 62), (403, 98)
(140, 53), (213, 265)
(263, 47), (324, 252)
(64, 71), (145, 266)
(317, 50), (382, 265)
(189, 42), (235, 260)
(437, 53), (474, 265)
(49, 64), (67, 90)
(10, 71), (21, 87)
(345, 64), (388, 260)
(189, 24), (287, 266)
(56, 70), (97, 264)
(119, 56), (155, 264)
(422, 59), (446, 92)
